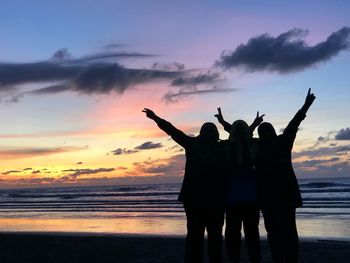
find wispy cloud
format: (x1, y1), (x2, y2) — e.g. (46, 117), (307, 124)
(170, 72), (222, 87)
(2, 63), (182, 98)
(2, 170), (22, 175)
(50, 48), (155, 63)
(1, 174), (183, 187)
(166, 145), (184, 153)
(293, 141), (350, 177)
(295, 161), (350, 178)
(61, 168), (116, 179)
(293, 144), (350, 158)
(151, 62), (185, 71)
(134, 141), (163, 150)
(111, 141), (163, 155)
(132, 154), (185, 177)
(0, 146), (87, 159)
(0, 48), (183, 102)
(163, 70), (234, 102)
(13, 177), (56, 185)
(314, 128), (350, 146)
(111, 148), (139, 155)
(103, 44), (128, 49)
(294, 157), (341, 168)
(163, 87), (236, 102)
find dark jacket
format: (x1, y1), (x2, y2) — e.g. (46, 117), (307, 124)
(224, 139), (258, 205)
(155, 118), (228, 208)
(255, 110), (306, 208)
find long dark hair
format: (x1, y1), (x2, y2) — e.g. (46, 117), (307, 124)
(228, 120), (256, 167)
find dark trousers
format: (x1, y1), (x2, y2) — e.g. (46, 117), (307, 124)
(184, 205), (225, 263)
(262, 207), (299, 263)
(225, 204), (261, 263)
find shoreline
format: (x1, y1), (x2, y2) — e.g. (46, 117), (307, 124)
(0, 232), (349, 262)
(1, 215), (349, 241)
(1, 230), (350, 241)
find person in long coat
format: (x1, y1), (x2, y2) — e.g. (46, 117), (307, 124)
(143, 108), (228, 263)
(255, 89), (316, 263)
(215, 111), (264, 263)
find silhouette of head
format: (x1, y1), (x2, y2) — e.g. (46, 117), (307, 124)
(258, 122), (277, 140)
(199, 122), (219, 142)
(229, 120), (251, 141)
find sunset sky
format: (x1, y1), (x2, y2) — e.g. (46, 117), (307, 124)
(0, 0), (349, 188)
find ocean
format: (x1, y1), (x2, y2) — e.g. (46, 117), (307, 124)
(0, 177), (349, 240)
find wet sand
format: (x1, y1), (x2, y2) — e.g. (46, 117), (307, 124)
(0, 232), (349, 262)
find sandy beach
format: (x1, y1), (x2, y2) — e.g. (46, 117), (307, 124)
(0, 232), (349, 263)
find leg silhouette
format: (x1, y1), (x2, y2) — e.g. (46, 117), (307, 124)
(243, 205), (261, 263)
(207, 209), (224, 263)
(263, 207), (284, 263)
(185, 206), (205, 263)
(225, 206), (243, 263)
(283, 208), (298, 263)
(263, 207), (298, 263)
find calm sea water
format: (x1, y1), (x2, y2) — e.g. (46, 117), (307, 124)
(0, 177), (349, 239)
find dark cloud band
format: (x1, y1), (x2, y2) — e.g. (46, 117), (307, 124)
(216, 27), (350, 73)
(335, 128), (350, 140)
(111, 141), (163, 155)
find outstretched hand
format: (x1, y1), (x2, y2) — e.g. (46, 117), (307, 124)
(305, 88), (316, 106)
(142, 108), (157, 120)
(253, 111), (265, 126)
(214, 107), (224, 123)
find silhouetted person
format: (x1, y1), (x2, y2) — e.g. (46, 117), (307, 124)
(215, 111), (264, 263)
(255, 89), (316, 263)
(143, 108), (228, 263)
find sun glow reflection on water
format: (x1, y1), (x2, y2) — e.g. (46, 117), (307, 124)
(0, 216), (349, 241)
(0, 217), (187, 236)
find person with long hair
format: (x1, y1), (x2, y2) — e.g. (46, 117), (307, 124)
(143, 108), (228, 263)
(255, 89), (316, 263)
(215, 112), (264, 263)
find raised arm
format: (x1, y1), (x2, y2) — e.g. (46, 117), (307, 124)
(249, 111), (265, 135)
(284, 88), (316, 139)
(215, 107), (265, 136)
(300, 88), (316, 115)
(214, 107), (232, 133)
(142, 108), (191, 148)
